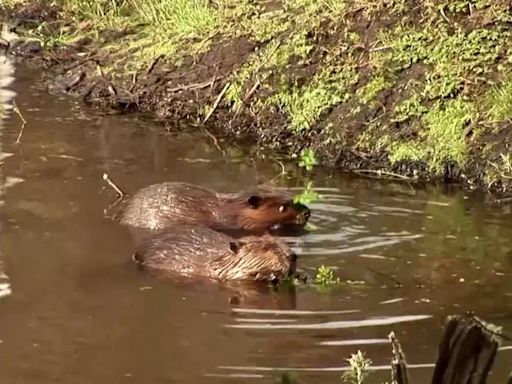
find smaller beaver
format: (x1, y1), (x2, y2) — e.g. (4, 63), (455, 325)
(119, 182), (310, 235)
(132, 225), (297, 283)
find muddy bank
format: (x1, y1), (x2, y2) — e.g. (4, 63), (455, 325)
(2, 1), (512, 195)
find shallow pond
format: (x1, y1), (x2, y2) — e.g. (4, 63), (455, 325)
(0, 64), (511, 384)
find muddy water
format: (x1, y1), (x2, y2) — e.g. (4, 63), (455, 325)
(0, 64), (511, 384)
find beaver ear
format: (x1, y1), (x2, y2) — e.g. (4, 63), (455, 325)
(247, 195), (262, 209)
(229, 241), (239, 253)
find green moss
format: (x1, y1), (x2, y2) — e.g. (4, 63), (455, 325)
(374, 25), (508, 99)
(268, 65), (358, 132)
(422, 69), (462, 100)
(379, 25), (504, 71)
(435, 0), (511, 22)
(225, 33), (313, 109)
(485, 78), (512, 122)
(389, 98), (475, 173)
(356, 75), (390, 104)
(392, 94), (427, 122)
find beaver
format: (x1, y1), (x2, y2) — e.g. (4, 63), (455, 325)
(118, 182), (310, 235)
(132, 225), (297, 283)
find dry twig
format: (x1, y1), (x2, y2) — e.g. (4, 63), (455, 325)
(13, 100), (27, 144)
(102, 173), (125, 198)
(203, 82), (230, 123)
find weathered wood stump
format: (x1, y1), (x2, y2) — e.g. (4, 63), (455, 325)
(430, 314), (503, 384)
(389, 331), (409, 384)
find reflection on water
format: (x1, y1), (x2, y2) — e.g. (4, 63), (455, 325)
(0, 54), (16, 299)
(0, 64), (511, 384)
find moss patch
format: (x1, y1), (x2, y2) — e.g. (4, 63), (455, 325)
(389, 98), (475, 174)
(267, 65), (358, 132)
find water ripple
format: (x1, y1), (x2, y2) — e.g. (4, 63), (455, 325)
(319, 338), (390, 346)
(225, 315), (432, 330)
(217, 363), (435, 372)
(231, 308), (360, 316)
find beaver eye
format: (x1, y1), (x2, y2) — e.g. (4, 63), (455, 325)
(229, 241), (239, 253)
(247, 195), (262, 209)
(279, 204), (287, 213)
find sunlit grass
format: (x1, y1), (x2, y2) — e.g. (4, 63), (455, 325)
(486, 78), (512, 122)
(127, 0), (220, 38)
(52, 0), (221, 63)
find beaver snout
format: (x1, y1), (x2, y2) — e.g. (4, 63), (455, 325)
(294, 205), (311, 225)
(287, 252), (298, 263)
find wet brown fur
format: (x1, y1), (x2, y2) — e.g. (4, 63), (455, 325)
(119, 182), (310, 234)
(132, 225), (296, 282)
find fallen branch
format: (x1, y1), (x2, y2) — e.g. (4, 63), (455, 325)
(203, 82), (230, 123)
(167, 78), (217, 93)
(128, 70), (138, 93)
(233, 78), (263, 117)
(243, 79), (261, 103)
(145, 54), (163, 75)
(65, 71), (86, 92)
(102, 173), (125, 198)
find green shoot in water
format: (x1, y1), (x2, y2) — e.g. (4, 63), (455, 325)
(315, 265), (341, 286)
(298, 148), (318, 171)
(342, 350), (372, 384)
(294, 181), (320, 205)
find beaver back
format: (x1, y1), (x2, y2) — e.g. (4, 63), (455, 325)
(133, 225), (296, 282)
(119, 182), (310, 234)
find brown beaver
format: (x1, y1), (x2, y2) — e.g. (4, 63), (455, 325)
(118, 182), (310, 235)
(132, 225), (297, 283)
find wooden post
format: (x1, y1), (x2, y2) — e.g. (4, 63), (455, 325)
(389, 331), (409, 384)
(430, 314), (503, 384)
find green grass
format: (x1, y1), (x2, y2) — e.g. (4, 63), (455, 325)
(486, 78), (512, 122)
(33, 0), (225, 64)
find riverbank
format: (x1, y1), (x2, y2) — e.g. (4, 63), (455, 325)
(2, 0), (512, 194)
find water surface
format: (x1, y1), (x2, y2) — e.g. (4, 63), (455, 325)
(0, 64), (511, 384)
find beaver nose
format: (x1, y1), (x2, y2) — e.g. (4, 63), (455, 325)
(303, 210), (310, 220)
(287, 252), (298, 263)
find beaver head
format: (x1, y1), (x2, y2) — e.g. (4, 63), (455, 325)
(225, 190), (310, 233)
(209, 236), (297, 283)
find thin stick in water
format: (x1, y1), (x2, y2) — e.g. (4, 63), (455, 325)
(102, 173), (125, 198)
(13, 100), (27, 144)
